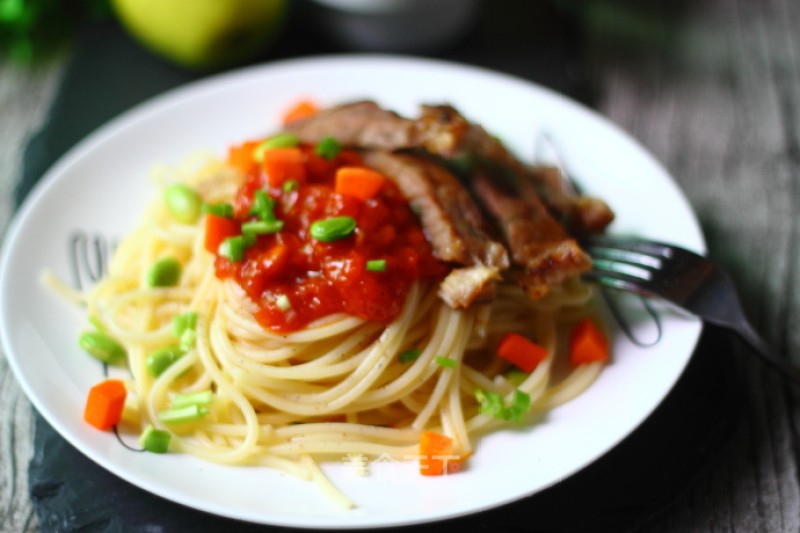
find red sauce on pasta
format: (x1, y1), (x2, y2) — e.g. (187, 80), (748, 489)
(212, 143), (448, 333)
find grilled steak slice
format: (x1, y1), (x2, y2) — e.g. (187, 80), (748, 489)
(361, 150), (508, 308)
(362, 150), (508, 268)
(283, 100), (461, 153)
(438, 266), (501, 308)
(419, 105), (614, 236)
(526, 165), (614, 236)
(414, 105), (594, 296)
(472, 169), (591, 299)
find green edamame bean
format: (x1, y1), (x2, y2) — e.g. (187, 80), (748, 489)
(309, 216), (357, 242)
(146, 345), (184, 377)
(79, 331), (126, 363)
(164, 183), (202, 224)
(146, 257), (181, 287)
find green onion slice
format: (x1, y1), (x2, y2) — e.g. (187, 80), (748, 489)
(309, 216), (356, 242)
(249, 189), (277, 221)
(158, 404), (209, 425)
(366, 259), (387, 272)
(242, 219), (284, 235)
(202, 202), (234, 218)
(475, 389), (505, 419)
(398, 348), (421, 364)
(435, 356), (457, 368)
(505, 389), (531, 422)
(218, 236), (246, 262)
(171, 390), (214, 409)
(474, 388), (531, 422)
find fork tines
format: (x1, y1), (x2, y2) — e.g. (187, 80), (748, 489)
(580, 236), (701, 299)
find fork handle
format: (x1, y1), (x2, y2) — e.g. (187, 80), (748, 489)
(732, 320), (800, 384)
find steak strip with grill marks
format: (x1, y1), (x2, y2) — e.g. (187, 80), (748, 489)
(361, 150), (508, 308)
(418, 104), (613, 236)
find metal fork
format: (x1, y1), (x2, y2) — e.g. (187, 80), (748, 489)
(582, 236), (800, 384)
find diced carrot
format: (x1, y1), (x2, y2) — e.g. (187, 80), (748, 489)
(335, 167), (386, 200)
(227, 140), (260, 174)
(570, 318), (609, 365)
(261, 147), (307, 188)
(282, 99), (319, 125)
(419, 431), (455, 476)
(497, 333), (547, 373)
(204, 213), (240, 254)
(84, 379), (127, 431)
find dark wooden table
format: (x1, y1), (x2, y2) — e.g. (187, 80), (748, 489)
(2, 0), (799, 531)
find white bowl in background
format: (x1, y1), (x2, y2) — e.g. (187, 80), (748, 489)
(306, 0), (482, 52)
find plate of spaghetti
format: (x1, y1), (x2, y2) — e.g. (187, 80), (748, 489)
(0, 55), (704, 529)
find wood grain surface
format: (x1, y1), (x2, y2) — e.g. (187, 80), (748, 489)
(2, 0), (800, 531)
(0, 55), (67, 533)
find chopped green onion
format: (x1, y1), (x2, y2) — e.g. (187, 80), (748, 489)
(282, 179), (299, 193)
(78, 331), (126, 364)
(505, 389), (531, 422)
(218, 236), (246, 262)
(309, 216), (356, 242)
(435, 356), (457, 368)
(475, 389), (505, 419)
(164, 183), (202, 224)
(366, 259), (387, 272)
(242, 219), (284, 235)
(314, 136), (342, 160)
(202, 202), (234, 218)
(253, 133), (300, 161)
(172, 312), (198, 337)
(474, 388), (531, 422)
(398, 348), (421, 364)
(171, 390), (214, 409)
(158, 404), (209, 425)
(146, 346), (184, 377)
(249, 189), (277, 221)
(140, 425), (171, 453)
(146, 257), (182, 287)
(275, 294), (292, 311)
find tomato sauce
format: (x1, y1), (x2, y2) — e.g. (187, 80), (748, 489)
(213, 143), (449, 333)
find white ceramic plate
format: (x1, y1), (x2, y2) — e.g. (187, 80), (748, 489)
(0, 56), (704, 529)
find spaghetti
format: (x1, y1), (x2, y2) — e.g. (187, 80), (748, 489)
(61, 112), (609, 507)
